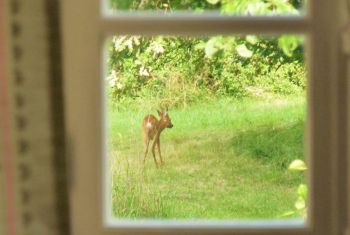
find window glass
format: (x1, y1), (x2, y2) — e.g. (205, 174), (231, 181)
(105, 34), (308, 220)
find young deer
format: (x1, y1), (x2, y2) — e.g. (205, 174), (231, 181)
(142, 109), (173, 167)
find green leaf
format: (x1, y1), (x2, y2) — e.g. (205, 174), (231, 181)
(204, 37), (224, 58)
(288, 159), (307, 171)
(297, 184), (308, 200)
(247, 1), (269, 15)
(220, 1), (238, 14)
(278, 35), (299, 57)
(205, 40), (219, 58)
(295, 196), (306, 210)
(236, 44), (253, 58)
(246, 35), (258, 45)
(272, 0), (298, 14)
(206, 0), (220, 5)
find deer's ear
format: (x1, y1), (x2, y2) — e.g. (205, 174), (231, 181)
(157, 110), (162, 116)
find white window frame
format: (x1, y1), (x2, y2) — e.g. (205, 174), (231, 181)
(61, 0), (349, 235)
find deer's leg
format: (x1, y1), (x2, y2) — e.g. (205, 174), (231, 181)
(151, 139), (159, 167)
(143, 138), (150, 163)
(157, 139), (164, 165)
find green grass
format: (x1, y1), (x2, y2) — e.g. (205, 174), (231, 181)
(107, 96), (306, 219)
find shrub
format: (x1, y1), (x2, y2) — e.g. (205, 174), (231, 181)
(106, 35), (306, 107)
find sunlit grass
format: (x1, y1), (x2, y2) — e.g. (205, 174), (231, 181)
(107, 96), (306, 219)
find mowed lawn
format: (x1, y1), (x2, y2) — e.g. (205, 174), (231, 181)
(107, 96), (306, 219)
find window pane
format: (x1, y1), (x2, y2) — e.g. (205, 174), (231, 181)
(104, 34), (308, 221)
(104, 0), (306, 16)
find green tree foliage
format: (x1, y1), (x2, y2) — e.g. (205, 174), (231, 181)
(106, 0), (306, 107)
(109, 0), (304, 14)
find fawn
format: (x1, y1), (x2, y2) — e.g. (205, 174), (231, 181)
(142, 108), (173, 166)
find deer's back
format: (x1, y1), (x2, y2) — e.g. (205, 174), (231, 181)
(142, 114), (159, 140)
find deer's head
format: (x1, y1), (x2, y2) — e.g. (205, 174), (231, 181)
(157, 109), (173, 129)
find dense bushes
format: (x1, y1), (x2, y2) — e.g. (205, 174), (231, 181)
(106, 0), (306, 107)
(107, 35), (306, 106)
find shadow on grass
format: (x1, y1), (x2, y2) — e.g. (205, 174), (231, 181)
(228, 121), (305, 169)
(167, 120), (304, 167)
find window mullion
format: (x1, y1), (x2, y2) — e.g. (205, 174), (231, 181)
(308, 0), (342, 235)
(101, 16), (309, 36)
